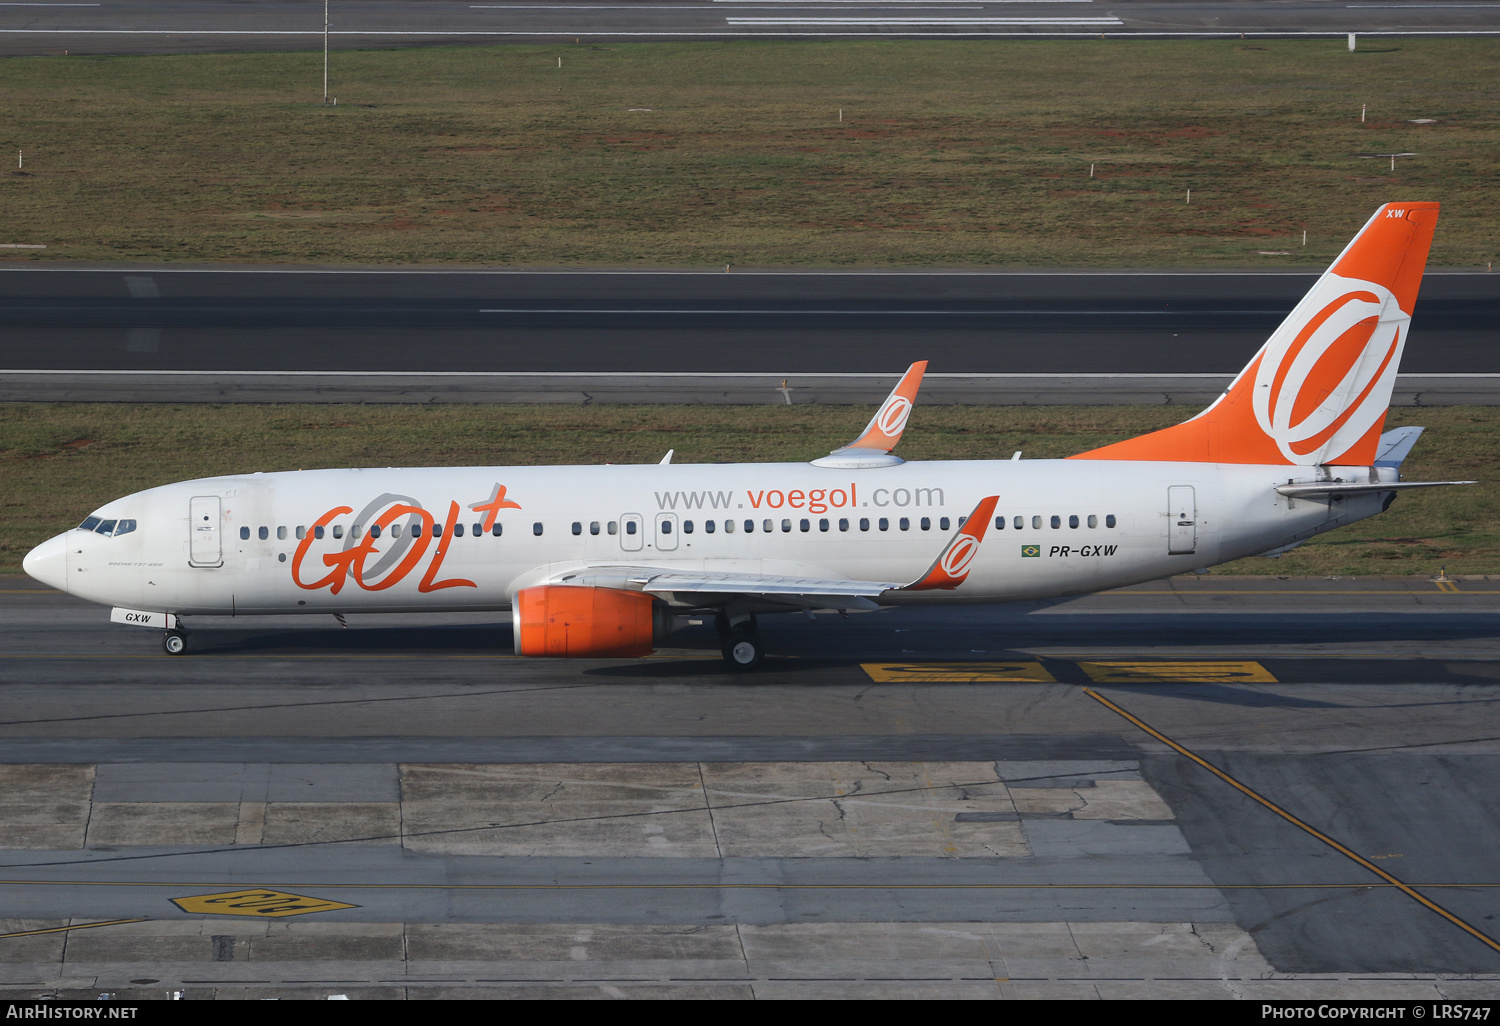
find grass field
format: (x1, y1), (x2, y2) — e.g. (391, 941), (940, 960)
(2, 403), (1494, 577)
(1, 39), (1497, 267)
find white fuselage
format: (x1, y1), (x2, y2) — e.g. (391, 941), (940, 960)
(42, 458), (1390, 617)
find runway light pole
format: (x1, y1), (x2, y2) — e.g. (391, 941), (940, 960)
(323, 0), (329, 105)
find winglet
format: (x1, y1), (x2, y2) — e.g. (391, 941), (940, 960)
(903, 495), (999, 591)
(812, 361), (927, 468)
(845, 360), (926, 453)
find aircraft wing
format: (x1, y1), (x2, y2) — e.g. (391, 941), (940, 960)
(547, 495), (1000, 608)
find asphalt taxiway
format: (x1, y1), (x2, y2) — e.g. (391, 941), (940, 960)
(3, 269), (1498, 404)
(2, 574), (1500, 997)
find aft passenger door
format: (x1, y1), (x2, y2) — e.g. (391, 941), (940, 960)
(1167, 485), (1196, 555)
(188, 495), (223, 567)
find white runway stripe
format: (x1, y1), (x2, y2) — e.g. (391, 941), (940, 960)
(727, 16), (1121, 22)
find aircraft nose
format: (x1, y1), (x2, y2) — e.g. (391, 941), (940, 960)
(22, 533), (68, 593)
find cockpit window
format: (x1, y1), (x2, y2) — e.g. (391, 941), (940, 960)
(113, 519), (137, 536)
(78, 517), (101, 532)
(96, 520), (117, 535)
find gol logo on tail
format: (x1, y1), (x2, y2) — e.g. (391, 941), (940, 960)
(1251, 275), (1407, 463)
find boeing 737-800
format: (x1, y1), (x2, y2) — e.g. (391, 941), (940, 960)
(22, 203), (1470, 669)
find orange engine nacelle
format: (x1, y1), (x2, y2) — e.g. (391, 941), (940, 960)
(513, 585), (665, 658)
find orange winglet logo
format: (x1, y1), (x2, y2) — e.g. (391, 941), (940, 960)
(906, 495), (999, 591)
(848, 361), (927, 452)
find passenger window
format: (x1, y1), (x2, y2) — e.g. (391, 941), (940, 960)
(533, 522), (543, 536)
(608, 521), (617, 535)
(572, 522), (582, 536)
(371, 525), (382, 539)
(472, 522), (482, 536)
(1106, 514), (1117, 529)
(78, 517), (102, 532)
(899, 518), (910, 531)
(333, 525), (344, 539)
(705, 520), (715, 534)
(800, 519), (810, 533)
(839, 518), (849, 532)
(818, 518), (829, 532)
(296, 526), (306, 540)
(352, 525), (362, 539)
(725, 519), (735, 534)
(114, 520), (136, 536)
(590, 521), (600, 536)
(454, 523), (465, 537)
(1014, 516), (1024, 530)
(940, 517), (950, 531)
(626, 521), (637, 535)
(1050, 516), (1061, 529)
(765, 520), (775, 533)
(314, 525), (325, 540)
(277, 526), (287, 541)
(1032, 516), (1042, 530)
(995, 517), (1004, 530)
(920, 517), (931, 531)
(958, 517), (966, 528)
(1087, 515), (1097, 529)
(663, 521), (673, 535)
(1069, 515), (1079, 529)
(492, 523), (503, 537)
(744, 520), (755, 533)
(257, 526), (268, 540)
(431, 523), (442, 538)
(410, 523), (422, 538)
(879, 518), (889, 532)
(860, 518), (870, 532)
(240, 526), (250, 541)
(684, 520), (693, 534)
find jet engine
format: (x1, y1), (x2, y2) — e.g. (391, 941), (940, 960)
(512, 585), (674, 657)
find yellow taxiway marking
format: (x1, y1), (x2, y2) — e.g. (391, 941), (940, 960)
(0, 918), (145, 940)
(170, 888), (359, 918)
(1083, 686), (1500, 958)
(1079, 660), (1277, 684)
(1435, 580), (1461, 593)
(861, 661), (1056, 683)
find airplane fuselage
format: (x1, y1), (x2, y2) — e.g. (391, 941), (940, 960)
(43, 458), (1390, 617)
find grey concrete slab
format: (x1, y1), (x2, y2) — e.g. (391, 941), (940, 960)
(91, 763), (400, 802)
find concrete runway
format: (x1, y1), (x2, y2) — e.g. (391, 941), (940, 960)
(0, 0), (1495, 57)
(3, 269), (1498, 403)
(3, 574), (1500, 996)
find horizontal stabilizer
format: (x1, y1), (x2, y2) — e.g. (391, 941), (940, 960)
(1375, 426), (1424, 468)
(1275, 480), (1473, 498)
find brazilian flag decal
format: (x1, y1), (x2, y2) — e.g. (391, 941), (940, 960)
(1021, 544), (1041, 558)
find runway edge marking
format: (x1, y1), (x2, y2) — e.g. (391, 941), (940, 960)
(1083, 686), (1500, 957)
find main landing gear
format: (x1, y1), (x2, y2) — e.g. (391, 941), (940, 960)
(715, 611), (764, 672)
(162, 627), (188, 656)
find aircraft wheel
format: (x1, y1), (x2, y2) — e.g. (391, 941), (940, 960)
(162, 630), (187, 656)
(722, 632), (764, 672)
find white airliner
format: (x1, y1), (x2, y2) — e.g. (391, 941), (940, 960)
(23, 202), (1471, 669)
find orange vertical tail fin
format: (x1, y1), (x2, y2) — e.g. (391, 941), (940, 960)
(1071, 203), (1439, 466)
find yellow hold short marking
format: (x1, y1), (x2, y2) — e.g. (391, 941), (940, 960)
(1079, 660), (1277, 684)
(171, 888), (359, 918)
(862, 661), (1056, 683)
